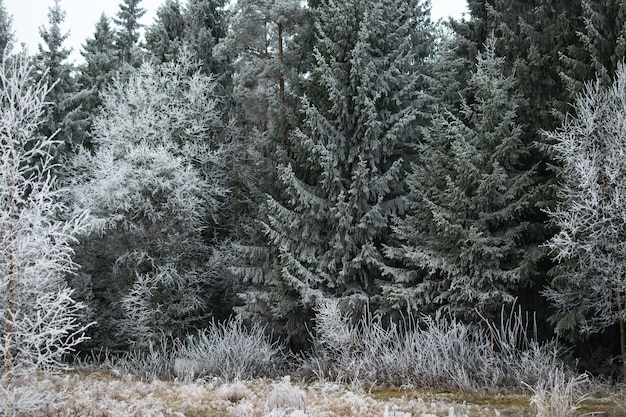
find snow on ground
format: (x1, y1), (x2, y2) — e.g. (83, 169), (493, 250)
(9, 372), (517, 417)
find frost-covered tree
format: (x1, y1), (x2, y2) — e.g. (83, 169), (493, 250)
(183, 0), (227, 75)
(387, 36), (542, 320)
(544, 62), (626, 381)
(0, 52), (89, 385)
(240, 0), (432, 341)
(75, 14), (120, 148)
(114, 0), (146, 66)
(70, 55), (233, 347)
(145, 0), (185, 63)
(35, 0), (81, 152)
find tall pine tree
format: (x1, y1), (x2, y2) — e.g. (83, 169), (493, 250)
(387, 36), (542, 320)
(145, 0), (185, 63)
(35, 0), (81, 153)
(183, 0), (227, 75)
(240, 0), (433, 342)
(114, 0), (146, 66)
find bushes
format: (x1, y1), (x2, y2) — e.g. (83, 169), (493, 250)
(305, 298), (570, 391)
(176, 318), (285, 381)
(79, 317), (285, 382)
(78, 301), (581, 398)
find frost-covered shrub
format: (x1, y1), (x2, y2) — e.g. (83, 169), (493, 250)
(306, 299), (569, 391)
(176, 318), (285, 381)
(265, 376), (306, 413)
(528, 368), (589, 417)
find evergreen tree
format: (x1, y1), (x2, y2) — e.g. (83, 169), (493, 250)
(387, 37), (541, 320)
(183, 0), (227, 75)
(35, 0), (81, 152)
(76, 14), (119, 148)
(114, 0), (146, 66)
(145, 0), (185, 63)
(0, 0), (13, 53)
(560, 0), (626, 94)
(240, 0), (432, 341)
(214, 0), (303, 138)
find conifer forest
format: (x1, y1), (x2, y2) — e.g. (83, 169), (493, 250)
(2, 0), (626, 415)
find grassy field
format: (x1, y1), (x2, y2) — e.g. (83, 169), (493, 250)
(7, 371), (625, 417)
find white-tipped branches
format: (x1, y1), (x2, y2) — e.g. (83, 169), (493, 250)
(0, 52), (90, 413)
(544, 62), (626, 381)
(71, 54), (233, 347)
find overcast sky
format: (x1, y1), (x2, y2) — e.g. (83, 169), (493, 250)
(4, 0), (468, 65)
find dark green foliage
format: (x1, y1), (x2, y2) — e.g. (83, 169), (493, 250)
(145, 0), (185, 63)
(35, 0), (81, 153)
(76, 14), (119, 148)
(388, 37), (542, 320)
(183, 0), (227, 75)
(0, 0), (13, 53)
(561, 0), (626, 94)
(239, 0), (433, 341)
(114, 0), (146, 65)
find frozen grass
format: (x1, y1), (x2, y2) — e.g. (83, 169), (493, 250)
(75, 317), (284, 383)
(305, 299), (569, 391)
(175, 318), (285, 381)
(527, 367), (590, 417)
(6, 371), (626, 417)
(0, 371), (526, 417)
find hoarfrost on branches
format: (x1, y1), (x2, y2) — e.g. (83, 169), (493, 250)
(0, 51), (90, 413)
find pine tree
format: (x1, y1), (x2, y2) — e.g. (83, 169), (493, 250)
(76, 14), (119, 148)
(0, 0), (13, 53)
(145, 0), (185, 63)
(35, 0), (80, 151)
(183, 0), (227, 75)
(543, 63), (626, 382)
(387, 36), (541, 320)
(114, 0), (146, 66)
(560, 0), (626, 94)
(70, 56), (234, 347)
(240, 0), (432, 341)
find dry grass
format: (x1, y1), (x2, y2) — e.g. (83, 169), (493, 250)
(5, 371), (625, 417)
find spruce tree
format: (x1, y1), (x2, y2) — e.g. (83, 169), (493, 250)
(114, 0), (146, 66)
(560, 0), (626, 94)
(183, 0), (227, 74)
(35, 0), (81, 152)
(387, 37), (541, 320)
(0, 0), (13, 53)
(240, 0), (432, 341)
(145, 0), (185, 63)
(76, 14), (119, 148)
